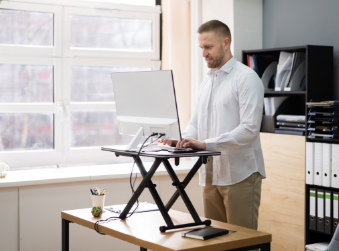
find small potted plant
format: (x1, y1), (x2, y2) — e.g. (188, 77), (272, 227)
(0, 161), (9, 178)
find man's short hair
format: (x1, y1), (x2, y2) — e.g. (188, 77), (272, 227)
(197, 20), (232, 43)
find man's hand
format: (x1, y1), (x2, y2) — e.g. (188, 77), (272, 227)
(176, 137), (206, 150)
(158, 139), (178, 147)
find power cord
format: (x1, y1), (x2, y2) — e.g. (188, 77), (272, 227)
(142, 133), (166, 148)
(94, 132), (164, 235)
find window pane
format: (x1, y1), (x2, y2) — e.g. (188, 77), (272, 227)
(0, 113), (53, 151)
(71, 66), (151, 102)
(0, 64), (53, 103)
(71, 111), (131, 147)
(78, 0), (155, 6)
(71, 15), (152, 51)
(0, 9), (53, 46)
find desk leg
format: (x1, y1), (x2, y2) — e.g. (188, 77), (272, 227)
(226, 242), (270, 251)
(260, 242), (271, 251)
(140, 247), (147, 251)
(62, 219), (71, 251)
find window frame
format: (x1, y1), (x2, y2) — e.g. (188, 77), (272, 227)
(0, 2), (62, 57)
(63, 6), (160, 60)
(0, 56), (63, 168)
(10, 0), (159, 12)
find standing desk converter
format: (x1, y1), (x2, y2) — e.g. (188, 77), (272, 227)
(100, 148), (221, 232)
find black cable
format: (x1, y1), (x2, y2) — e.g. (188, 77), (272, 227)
(94, 133), (164, 235)
(127, 132), (161, 217)
(142, 133), (166, 148)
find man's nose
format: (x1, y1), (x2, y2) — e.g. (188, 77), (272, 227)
(202, 49), (208, 58)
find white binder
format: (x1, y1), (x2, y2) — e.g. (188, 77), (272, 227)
(314, 143), (323, 186)
(322, 143), (332, 187)
(306, 142), (314, 185)
(332, 144), (339, 188)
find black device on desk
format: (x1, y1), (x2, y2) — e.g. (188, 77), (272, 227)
(168, 148), (198, 153)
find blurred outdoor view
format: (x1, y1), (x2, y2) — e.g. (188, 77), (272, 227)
(0, 64), (53, 151)
(71, 66), (151, 102)
(0, 9), (53, 46)
(0, 113), (53, 151)
(0, 7), (154, 152)
(0, 65), (53, 103)
(70, 66), (151, 148)
(71, 15), (153, 51)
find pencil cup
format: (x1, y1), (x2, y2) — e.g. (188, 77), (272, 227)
(91, 194), (106, 209)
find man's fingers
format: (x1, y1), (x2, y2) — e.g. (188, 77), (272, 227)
(176, 141), (183, 148)
(178, 140), (184, 148)
(178, 138), (190, 148)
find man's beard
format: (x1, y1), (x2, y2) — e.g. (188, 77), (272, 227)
(206, 48), (225, 69)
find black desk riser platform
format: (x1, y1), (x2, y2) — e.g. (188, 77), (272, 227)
(101, 147), (221, 232)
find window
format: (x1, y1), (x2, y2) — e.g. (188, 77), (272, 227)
(63, 6), (160, 59)
(0, 0), (161, 168)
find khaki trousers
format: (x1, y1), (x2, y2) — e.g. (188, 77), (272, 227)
(202, 157), (262, 230)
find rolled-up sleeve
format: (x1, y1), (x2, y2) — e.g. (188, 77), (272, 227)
(205, 73), (264, 151)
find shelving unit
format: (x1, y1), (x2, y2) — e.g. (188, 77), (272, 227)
(243, 45), (335, 248)
(305, 101), (339, 245)
(242, 45), (333, 136)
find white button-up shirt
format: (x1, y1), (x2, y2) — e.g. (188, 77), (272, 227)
(182, 57), (266, 186)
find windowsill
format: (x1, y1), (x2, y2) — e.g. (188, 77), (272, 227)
(0, 159), (198, 189)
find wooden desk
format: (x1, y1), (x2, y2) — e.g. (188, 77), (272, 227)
(62, 208), (272, 251)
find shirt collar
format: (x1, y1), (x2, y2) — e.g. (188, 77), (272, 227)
(207, 57), (237, 76)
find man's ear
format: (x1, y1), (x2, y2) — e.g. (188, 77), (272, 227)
(223, 37), (231, 49)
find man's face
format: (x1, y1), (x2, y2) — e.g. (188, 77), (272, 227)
(198, 31), (226, 69)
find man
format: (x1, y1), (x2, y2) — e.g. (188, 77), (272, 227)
(160, 20), (265, 231)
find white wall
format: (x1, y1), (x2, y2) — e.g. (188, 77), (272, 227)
(192, 0), (263, 83)
(1, 173), (202, 251)
(263, 0), (339, 97)
(201, 0), (234, 78)
(0, 188), (19, 251)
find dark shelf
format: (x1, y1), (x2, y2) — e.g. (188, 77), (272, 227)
(243, 45), (332, 55)
(307, 137), (339, 144)
(308, 229), (333, 236)
(243, 45), (307, 54)
(264, 91), (306, 95)
(306, 184), (339, 191)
